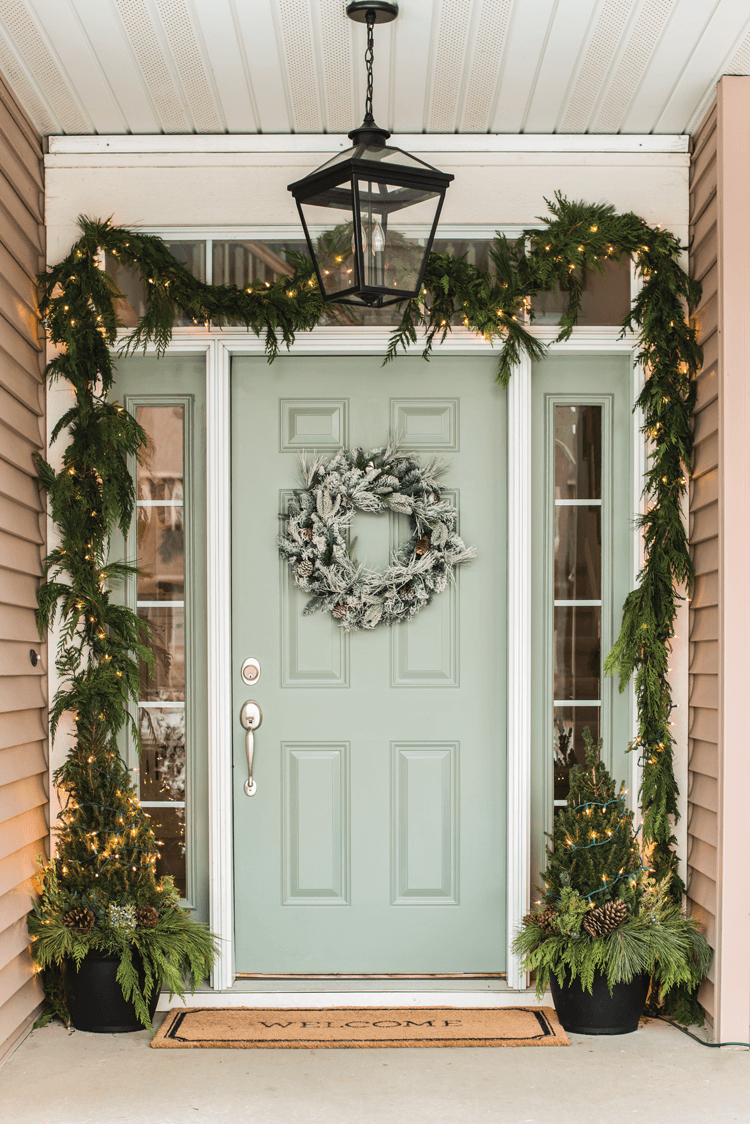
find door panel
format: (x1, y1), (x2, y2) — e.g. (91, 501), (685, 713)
(231, 354), (507, 974)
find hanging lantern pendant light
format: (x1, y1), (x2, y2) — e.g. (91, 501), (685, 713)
(287, 2), (454, 308)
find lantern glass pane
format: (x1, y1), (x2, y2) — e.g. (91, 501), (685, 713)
(298, 197), (358, 298)
(356, 180), (441, 294)
(311, 143), (442, 176)
(373, 146), (443, 171)
(300, 180), (442, 300)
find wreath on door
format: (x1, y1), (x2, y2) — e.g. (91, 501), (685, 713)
(278, 443), (476, 630)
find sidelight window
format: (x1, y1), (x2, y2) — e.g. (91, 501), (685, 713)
(131, 400), (192, 898)
(551, 404), (604, 809)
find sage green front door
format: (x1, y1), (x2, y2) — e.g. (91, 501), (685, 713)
(231, 355), (506, 974)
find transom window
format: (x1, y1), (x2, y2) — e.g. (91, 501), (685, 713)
(105, 233), (631, 329)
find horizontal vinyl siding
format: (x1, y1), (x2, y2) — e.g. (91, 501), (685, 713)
(688, 101), (718, 1022)
(0, 69), (45, 1061)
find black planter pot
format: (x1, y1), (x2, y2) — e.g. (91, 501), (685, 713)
(62, 950), (160, 1033)
(549, 970), (649, 1035)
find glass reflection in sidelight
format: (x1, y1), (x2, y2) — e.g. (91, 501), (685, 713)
(552, 401), (604, 808)
(553, 707), (601, 801)
(138, 605), (185, 702)
(137, 507), (184, 600)
(554, 505), (601, 601)
(554, 607), (601, 702)
(555, 405), (602, 500)
(135, 402), (188, 896)
(145, 805), (187, 897)
(137, 406), (185, 497)
(139, 707), (186, 802)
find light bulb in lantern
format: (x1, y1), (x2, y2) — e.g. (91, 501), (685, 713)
(351, 217), (368, 256)
(372, 220), (385, 254)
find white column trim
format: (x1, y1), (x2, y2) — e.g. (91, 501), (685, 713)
(206, 341), (234, 990)
(506, 354), (532, 990)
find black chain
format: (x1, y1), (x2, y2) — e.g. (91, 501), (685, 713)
(364, 13), (375, 122)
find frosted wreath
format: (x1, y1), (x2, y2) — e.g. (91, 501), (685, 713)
(278, 443), (476, 631)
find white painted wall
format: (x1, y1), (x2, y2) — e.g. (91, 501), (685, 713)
(44, 136), (690, 262)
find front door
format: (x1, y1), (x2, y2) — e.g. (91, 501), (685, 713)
(231, 354), (506, 973)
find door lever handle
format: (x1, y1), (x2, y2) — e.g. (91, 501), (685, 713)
(239, 700), (263, 797)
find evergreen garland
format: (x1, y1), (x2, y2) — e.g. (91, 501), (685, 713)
(33, 194), (701, 1019)
(31, 219), (217, 1028)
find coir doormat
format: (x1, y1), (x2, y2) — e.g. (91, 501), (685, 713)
(152, 1006), (569, 1049)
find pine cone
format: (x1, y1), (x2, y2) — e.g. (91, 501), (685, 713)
(522, 905), (557, 933)
(303, 527), (313, 541)
(135, 905), (160, 929)
(63, 906), (96, 934)
(398, 583), (414, 600)
(415, 534), (431, 556)
(583, 899), (628, 938)
(332, 603), (349, 619)
(296, 559), (313, 578)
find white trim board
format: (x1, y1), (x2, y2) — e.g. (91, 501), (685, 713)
(48, 134), (690, 156)
(206, 341), (234, 991)
(121, 326), (639, 354)
(156, 990), (554, 1011)
(506, 354), (532, 991)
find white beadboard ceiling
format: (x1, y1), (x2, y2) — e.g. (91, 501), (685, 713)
(0, 0), (747, 138)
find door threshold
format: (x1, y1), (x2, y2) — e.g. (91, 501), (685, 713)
(235, 973), (507, 980)
(156, 986), (549, 1012)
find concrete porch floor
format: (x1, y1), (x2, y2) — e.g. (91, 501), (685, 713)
(1, 1013), (749, 1124)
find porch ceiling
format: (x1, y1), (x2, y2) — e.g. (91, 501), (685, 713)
(0, 0), (748, 139)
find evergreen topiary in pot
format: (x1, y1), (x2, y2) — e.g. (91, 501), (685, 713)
(28, 720), (217, 1032)
(512, 730), (712, 1035)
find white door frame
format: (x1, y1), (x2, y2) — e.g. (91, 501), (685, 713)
(122, 326), (647, 994)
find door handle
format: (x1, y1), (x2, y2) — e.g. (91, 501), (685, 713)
(240, 700), (263, 797)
